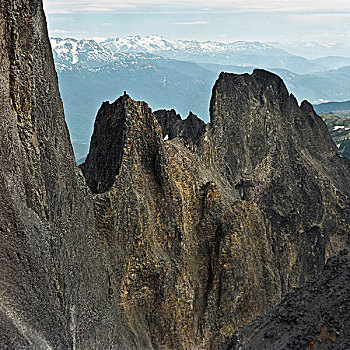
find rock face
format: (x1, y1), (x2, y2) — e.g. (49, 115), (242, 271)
(81, 70), (350, 348)
(1, 1), (350, 349)
(0, 1), (131, 349)
(208, 71), (350, 288)
(227, 249), (350, 350)
(154, 109), (206, 143)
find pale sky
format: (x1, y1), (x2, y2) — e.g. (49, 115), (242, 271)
(43, 0), (350, 43)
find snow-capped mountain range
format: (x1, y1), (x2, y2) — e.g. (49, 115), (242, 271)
(50, 35), (350, 72)
(51, 37), (114, 67)
(50, 36), (322, 74)
(50, 36), (293, 68)
(101, 35), (287, 56)
(49, 36), (350, 161)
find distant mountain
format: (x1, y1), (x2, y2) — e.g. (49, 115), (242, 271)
(51, 37), (114, 67)
(50, 36), (327, 75)
(100, 35), (321, 74)
(314, 99), (350, 114)
(272, 66), (350, 104)
(50, 37), (350, 159)
(271, 41), (350, 59)
(102, 35), (287, 55)
(311, 56), (350, 70)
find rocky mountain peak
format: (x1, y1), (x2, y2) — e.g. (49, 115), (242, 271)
(210, 69), (291, 128)
(79, 70), (350, 348)
(154, 109), (206, 143)
(209, 69), (343, 185)
(81, 94), (163, 194)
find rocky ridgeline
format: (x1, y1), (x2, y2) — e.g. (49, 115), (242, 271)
(1, 1), (350, 349)
(81, 70), (350, 348)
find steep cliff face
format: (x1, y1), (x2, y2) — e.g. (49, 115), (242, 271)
(0, 1), (131, 349)
(81, 71), (350, 348)
(207, 71), (350, 293)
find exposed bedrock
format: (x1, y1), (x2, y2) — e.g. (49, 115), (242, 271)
(0, 1), (134, 349)
(227, 249), (350, 350)
(81, 70), (350, 348)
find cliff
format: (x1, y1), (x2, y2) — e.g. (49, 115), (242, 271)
(0, 1), (131, 349)
(81, 71), (350, 348)
(228, 249), (350, 349)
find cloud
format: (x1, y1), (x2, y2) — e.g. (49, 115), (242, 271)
(43, 0), (350, 15)
(50, 29), (71, 34)
(171, 21), (208, 25)
(44, 1), (136, 14)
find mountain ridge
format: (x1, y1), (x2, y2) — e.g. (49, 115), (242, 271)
(101, 35), (290, 56)
(80, 68), (350, 349)
(49, 37), (350, 160)
(50, 36), (322, 74)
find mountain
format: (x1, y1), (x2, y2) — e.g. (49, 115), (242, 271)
(80, 70), (350, 349)
(271, 41), (350, 59)
(311, 56), (350, 70)
(0, 1), (126, 349)
(50, 36), (322, 75)
(49, 38), (350, 160)
(314, 99), (350, 114)
(2, 2), (350, 349)
(100, 35), (321, 74)
(227, 250), (350, 349)
(203, 64), (350, 105)
(272, 66), (350, 104)
(55, 54), (216, 159)
(51, 37), (114, 67)
(102, 35), (287, 55)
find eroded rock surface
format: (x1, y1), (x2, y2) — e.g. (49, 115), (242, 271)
(154, 109), (206, 143)
(81, 70), (350, 349)
(227, 249), (350, 350)
(0, 1), (132, 349)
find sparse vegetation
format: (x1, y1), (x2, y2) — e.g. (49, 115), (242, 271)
(321, 113), (350, 158)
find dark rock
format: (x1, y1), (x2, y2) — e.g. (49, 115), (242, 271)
(2, 1), (350, 349)
(226, 251), (350, 350)
(81, 70), (350, 348)
(0, 1), (134, 349)
(154, 109), (206, 143)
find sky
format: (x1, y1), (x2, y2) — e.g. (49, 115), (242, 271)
(43, 0), (350, 43)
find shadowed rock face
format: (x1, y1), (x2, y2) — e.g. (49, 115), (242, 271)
(154, 109), (206, 143)
(227, 249), (350, 350)
(0, 1), (134, 349)
(81, 70), (350, 348)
